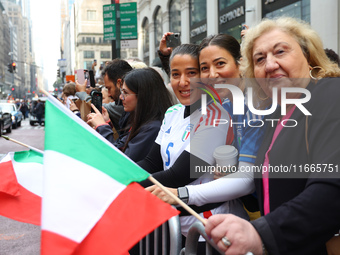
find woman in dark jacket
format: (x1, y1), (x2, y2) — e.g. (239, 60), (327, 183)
(87, 68), (173, 162)
(205, 17), (340, 255)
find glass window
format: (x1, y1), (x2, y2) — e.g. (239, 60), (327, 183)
(84, 61), (92, 70)
(220, 24), (243, 43)
(101, 51), (111, 58)
(84, 51), (94, 58)
(142, 18), (150, 66)
(190, 0), (206, 26)
(93, 37), (95, 43)
(219, 0), (240, 10)
(154, 7), (163, 51)
(121, 51), (127, 59)
(87, 10), (96, 20)
(86, 37), (91, 43)
(265, 0), (310, 23)
(169, 0), (181, 33)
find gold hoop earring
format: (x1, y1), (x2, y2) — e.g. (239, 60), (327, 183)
(256, 88), (269, 101)
(309, 66), (323, 80)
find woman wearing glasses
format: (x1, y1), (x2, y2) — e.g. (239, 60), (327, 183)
(87, 67), (173, 162)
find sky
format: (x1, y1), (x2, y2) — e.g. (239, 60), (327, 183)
(30, 0), (61, 90)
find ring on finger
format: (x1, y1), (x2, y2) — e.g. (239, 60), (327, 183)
(221, 236), (231, 247)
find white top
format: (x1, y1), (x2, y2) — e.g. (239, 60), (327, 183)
(155, 102), (235, 238)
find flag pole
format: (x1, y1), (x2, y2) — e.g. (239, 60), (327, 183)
(39, 87), (51, 97)
(148, 176), (207, 225)
(1, 135), (44, 154)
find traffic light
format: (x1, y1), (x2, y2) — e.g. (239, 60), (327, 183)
(57, 69), (60, 77)
(12, 62), (16, 71)
(7, 63), (13, 73)
(11, 87), (15, 91)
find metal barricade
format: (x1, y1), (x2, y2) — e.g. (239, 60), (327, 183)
(180, 221), (254, 255)
(179, 221), (224, 255)
(138, 212), (182, 255)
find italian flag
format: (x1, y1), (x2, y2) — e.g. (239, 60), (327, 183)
(0, 150), (43, 225)
(41, 96), (179, 255)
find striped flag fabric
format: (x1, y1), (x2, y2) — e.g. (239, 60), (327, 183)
(41, 96), (179, 255)
(0, 150), (43, 225)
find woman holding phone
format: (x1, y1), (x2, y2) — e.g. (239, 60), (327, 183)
(87, 67), (173, 162)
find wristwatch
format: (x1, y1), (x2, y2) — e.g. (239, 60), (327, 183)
(177, 187), (189, 204)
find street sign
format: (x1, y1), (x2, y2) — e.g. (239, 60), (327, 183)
(66, 75), (75, 82)
(103, 4), (116, 40)
(121, 39), (138, 49)
(120, 3), (137, 40)
(57, 59), (67, 67)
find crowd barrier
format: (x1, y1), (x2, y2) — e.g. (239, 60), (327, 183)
(139, 215), (253, 255)
(180, 221), (254, 255)
(179, 221), (224, 255)
(138, 212), (182, 255)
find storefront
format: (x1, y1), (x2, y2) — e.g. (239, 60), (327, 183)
(169, 0), (181, 33)
(190, 0), (207, 44)
(262, 0), (310, 22)
(218, 0), (245, 43)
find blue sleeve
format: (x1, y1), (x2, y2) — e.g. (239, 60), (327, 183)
(96, 124), (117, 144)
(238, 111), (266, 164)
(124, 121), (161, 162)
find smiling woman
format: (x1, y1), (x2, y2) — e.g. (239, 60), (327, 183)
(205, 17), (340, 255)
(134, 43), (238, 255)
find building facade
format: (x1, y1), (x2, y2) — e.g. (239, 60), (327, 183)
(137, 0), (340, 66)
(66, 0), (112, 75)
(0, 0), (35, 99)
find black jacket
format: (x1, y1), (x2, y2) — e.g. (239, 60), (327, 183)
(251, 78), (340, 255)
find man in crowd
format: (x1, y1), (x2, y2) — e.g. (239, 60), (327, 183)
(76, 59), (132, 134)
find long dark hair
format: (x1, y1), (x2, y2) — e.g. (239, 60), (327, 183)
(121, 68), (173, 152)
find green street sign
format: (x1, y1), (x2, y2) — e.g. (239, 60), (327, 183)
(121, 31), (138, 40)
(120, 24), (137, 32)
(120, 2), (137, 40)
(120, 16), (137, 25)
(103, 4), (116, 40)
(120, 3), (137, 17)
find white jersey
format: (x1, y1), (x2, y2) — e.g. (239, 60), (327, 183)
(155, 101), (234, 238)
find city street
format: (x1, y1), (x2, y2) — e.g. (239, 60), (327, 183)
(0, 118), (43, 255)
(0, 118), (44, 158)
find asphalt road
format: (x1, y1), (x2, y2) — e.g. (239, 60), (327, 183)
(0, 118), (43, 255)
(0, 118), (44, 157)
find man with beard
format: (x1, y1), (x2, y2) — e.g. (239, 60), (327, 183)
(76, 59), (132, 136)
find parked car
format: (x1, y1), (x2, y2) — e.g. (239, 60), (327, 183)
(0, 102), (23, 129)
(30, 97), (47, 126)
(0, 104), (12, 135)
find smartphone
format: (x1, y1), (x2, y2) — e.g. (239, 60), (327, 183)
(91, 90), (102, 114)
(84, 70), (90, 87)
(166, 33), (181, 48)
(89, 70), (96, 88)
(77, 69), (85, 84)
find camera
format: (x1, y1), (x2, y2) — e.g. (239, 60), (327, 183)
(166, 33), (181, 48)
(90, 90), (102, 114)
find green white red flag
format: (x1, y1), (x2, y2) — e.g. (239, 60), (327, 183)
(41, 96), (179, 255)
(0, 150), (43, 225)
